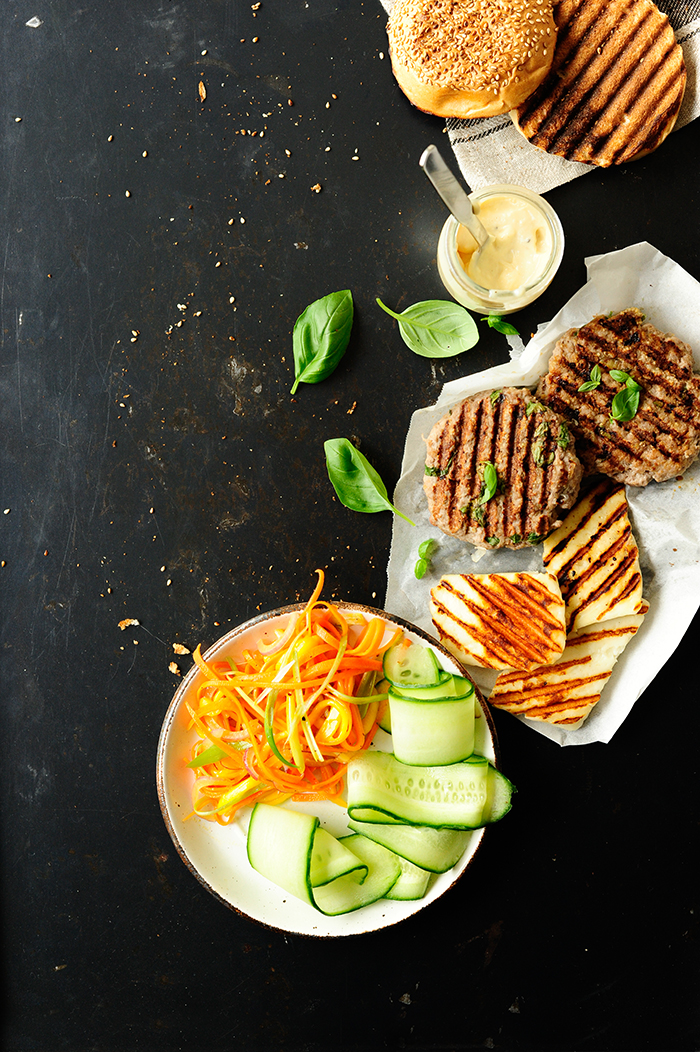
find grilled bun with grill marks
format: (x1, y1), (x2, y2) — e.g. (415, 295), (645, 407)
(511, 0), (686, 165)
(386, 0), (558, 119)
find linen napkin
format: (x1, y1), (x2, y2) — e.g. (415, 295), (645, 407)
(379, 0), (700, 192)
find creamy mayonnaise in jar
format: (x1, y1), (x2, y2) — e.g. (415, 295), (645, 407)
(436, 184), (564, 314)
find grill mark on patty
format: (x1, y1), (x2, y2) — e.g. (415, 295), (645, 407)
(546, 371), (694, 456)
(537, 310), (700, 484)
(424, 388), (583, 549)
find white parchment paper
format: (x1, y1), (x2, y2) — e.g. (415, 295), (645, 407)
(384, 242), (700, 746)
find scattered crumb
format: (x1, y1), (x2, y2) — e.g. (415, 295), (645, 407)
(198, 81), (207, 101)
(118, 618), (139, 630)
(172, 643), (190, 655)
(169, 662), (181, 676)
(311, 183), (322, 193)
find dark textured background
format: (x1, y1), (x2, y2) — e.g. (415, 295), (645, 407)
(1, 2), (698, 1050)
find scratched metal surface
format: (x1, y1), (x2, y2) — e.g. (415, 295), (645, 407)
(1, 2), (699, 1051)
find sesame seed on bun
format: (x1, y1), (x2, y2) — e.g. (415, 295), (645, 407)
(387, 0), (558, 119)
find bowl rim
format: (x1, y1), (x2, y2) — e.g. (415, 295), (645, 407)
(156, 601), (500, 937)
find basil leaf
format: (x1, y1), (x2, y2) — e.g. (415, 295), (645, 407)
(479, 461), (498, 504)
(424, 448), (456, 479)
(526, 400), (546, 416)
(376, 297), (479, 358)
(414, 538), (438, 579)
(610, 369), (632, 383)
(481, 313), (520, 336)
(414, 558), (429, 579)
(324, 437), (415, 525)
(578, 364), (602, 392)
(291, 289), (354, 394)
(610, 382), (641, 422)
(556, 422), (570, 449)
(417, 538), (438, 560)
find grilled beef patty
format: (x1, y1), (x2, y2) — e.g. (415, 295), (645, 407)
(423, 387), (583, 550)
(536, 309), (700, 486)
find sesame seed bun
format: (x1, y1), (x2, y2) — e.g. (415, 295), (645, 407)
(387, 0), (558, 120)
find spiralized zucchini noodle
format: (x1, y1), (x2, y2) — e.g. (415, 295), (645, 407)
(185, 570), (401, 824)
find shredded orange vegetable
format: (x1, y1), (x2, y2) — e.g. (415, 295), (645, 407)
(185, 570), (402, 824)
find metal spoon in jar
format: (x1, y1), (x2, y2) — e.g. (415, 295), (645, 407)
(419, 144), (489, 250)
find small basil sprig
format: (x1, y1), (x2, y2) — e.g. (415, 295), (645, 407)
(477, 461), (499, 505)
(324, 437), (415, 525)
(290, 289), (354, 394)
(525, 399), (546, 416)
(578, 364), (602, 392)
(376, 297), (478, 358)
(414, 538), (438, 579)
(610, 371), (642, 422)
(481, 314), (520, 336)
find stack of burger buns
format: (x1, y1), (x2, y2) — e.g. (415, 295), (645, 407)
(387, 0), (686, 165)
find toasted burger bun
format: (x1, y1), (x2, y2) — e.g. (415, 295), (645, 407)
(510, 0), (687, 165)
(386, 0), (558, 119)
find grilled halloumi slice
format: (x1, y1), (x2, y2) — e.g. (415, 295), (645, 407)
(430, 572), (566, 672)
(543, 479), (644, 633)
(489, 603), (648, 728)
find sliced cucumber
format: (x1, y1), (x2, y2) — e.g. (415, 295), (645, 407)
(376, 683), (392, 732)
(388, 688), (475, 766)
(383, 641), (441, 688)
(384, 856), (431, 901)
(347, 818), (472, 873)
(247, 804), (400, 915)
(482, 764), (516, 824)
(389, 672), (467, 701)
(312, 835), (401, 915)
(346, 751), (512, 829)
(247, 802), (318, 908)
(310, 827), (368, 887)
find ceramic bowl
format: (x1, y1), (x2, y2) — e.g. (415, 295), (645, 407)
(156, 602), (498, 937)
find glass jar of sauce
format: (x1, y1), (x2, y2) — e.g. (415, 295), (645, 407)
(436, 184), (564, 315)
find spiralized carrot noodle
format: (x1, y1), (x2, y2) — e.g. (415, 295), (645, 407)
(184, 570), (402, 824)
